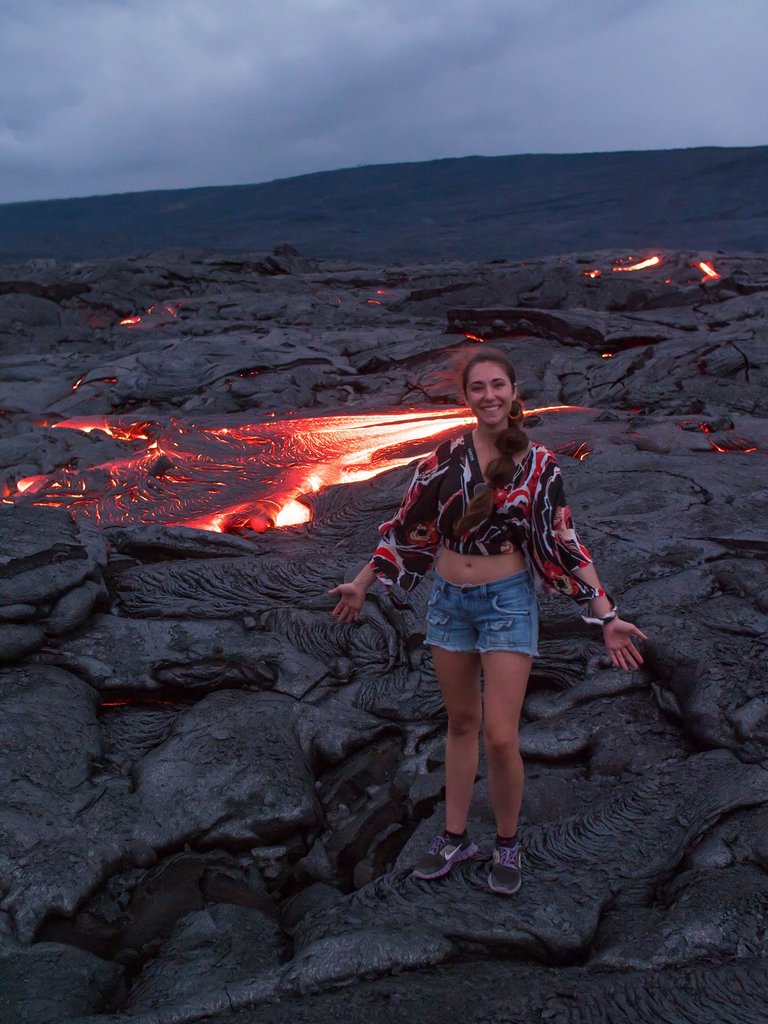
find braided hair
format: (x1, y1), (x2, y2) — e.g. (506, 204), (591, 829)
(454, 349), (529, 536)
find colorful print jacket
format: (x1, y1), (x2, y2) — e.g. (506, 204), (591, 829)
(370, 433), (600, 604)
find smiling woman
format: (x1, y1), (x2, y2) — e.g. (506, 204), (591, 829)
(330, 346), (647, 896)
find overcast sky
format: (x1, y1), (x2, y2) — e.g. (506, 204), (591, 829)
(1, 0), (766, 205)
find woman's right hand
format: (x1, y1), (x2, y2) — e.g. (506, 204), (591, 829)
(329, 581), (367, 622)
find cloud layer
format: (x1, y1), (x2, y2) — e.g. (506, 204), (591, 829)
(1, 0), (766, 203)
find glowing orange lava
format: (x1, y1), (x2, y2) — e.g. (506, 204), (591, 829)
(53, 417), (153, 441)
(16, 475), (47, 494)
(464, 333), (485, 343)
(118, 304), (180, 328)
(583, 269), (601, 279)
(16, 406), (588, 533)
(612, 256), (661, 272)
(275, 500), (311, 527)
(698, 261), (720, 282)
(708, 436), (757, 454)
(555, 440), (592, 461)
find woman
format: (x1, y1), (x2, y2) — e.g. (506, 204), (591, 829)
(330, 349), (646, 895)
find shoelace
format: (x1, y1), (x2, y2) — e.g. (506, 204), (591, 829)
(427, 833), (452, 855)
(496, 844), (521, 868)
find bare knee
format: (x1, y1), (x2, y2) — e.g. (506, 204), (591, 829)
(447, 710), (481, 738)
(483, 727), (520, 760)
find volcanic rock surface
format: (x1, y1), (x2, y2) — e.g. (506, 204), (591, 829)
(0, 245), (767, 1024)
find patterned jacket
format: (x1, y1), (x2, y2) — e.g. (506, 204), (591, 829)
(370, 433), (600, 605)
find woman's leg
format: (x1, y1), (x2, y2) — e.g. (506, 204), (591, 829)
(431, 647), (482, 834)
(481, 651), (532, 837)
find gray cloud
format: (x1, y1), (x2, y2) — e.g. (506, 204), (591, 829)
(0, 0), (766, 203)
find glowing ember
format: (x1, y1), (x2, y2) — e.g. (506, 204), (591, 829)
(555, 440), (592, 462)
(583, 269), (602, 279)
(612, 256), (661, 272)
(118, 304), (180, 328)
(53, 417), (154, 441)
(15, 406), (588, 533)
(698, 261), (720, 282)
(464, 333), (485, 343)
(708, 436), (758, 454)
(367, 299), (383, 305)
(601, 352), (614, 359)
(696, 418), (733, 434)
(16, 475), (47, 494)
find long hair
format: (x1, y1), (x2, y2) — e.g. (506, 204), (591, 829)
(454, 349), (528, 536)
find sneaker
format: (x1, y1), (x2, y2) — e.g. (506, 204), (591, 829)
(412, 832), (479, 880)
(488, 843), (522, 895)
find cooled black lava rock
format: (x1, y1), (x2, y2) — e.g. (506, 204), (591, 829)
(0, 246), (767, 1024)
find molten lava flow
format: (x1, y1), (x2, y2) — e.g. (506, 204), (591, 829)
(367, 299), (383, 305)
(612, 256), (661, 272)
(275, 500), (311, 527)
(119, 304), (180, 328)
(464, 333), (485, 343)
(53, 417), (155, 441)
(708, 436), (758, 453)
(17, 406), (589, 533)
(583, 269), (601, 279)
(698, 261), (720, 282)
(555, 440), (592, 461)
(16, 475), (47, 494)
(18, 409), (479, 532)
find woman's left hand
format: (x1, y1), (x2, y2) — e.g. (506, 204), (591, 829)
(602, 617), (647, 671)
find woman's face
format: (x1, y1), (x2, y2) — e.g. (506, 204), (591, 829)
(463, 360), (517, 431)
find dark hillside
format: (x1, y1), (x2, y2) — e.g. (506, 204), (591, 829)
(0, 145), (766, 262)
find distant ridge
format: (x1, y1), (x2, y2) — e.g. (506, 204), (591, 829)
(0, 146), (766, 263)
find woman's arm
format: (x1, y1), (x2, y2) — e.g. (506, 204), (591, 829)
(330, 446), (449, 621)
(571, 562), (647, 672)
(527, 449), (647, 671)
(329, 564), (377, 623)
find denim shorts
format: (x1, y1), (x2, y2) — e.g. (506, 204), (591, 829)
(425, 569), (539, 656)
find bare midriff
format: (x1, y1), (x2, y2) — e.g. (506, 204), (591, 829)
(435, 545), (526, 585)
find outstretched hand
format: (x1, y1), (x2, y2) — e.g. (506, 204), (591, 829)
(329, 581), (366, 623)
(602, 617), (647, 672)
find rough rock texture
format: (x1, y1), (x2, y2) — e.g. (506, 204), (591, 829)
(0, 245), (767, 1023)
